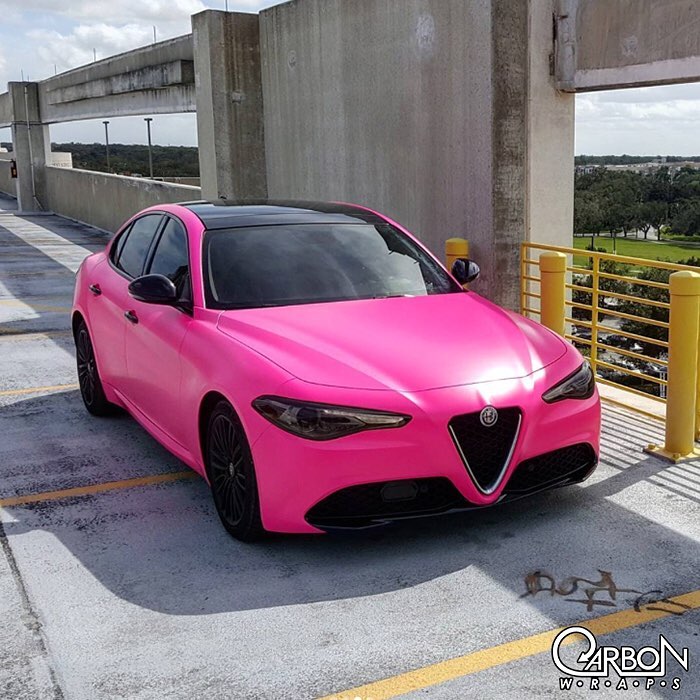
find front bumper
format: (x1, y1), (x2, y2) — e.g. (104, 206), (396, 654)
(247, 370), (601, 534)
(305, 443), (597, 530)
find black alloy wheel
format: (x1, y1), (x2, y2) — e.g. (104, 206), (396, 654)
(75, 320), (114, 416)
(206, 400), (265, 541)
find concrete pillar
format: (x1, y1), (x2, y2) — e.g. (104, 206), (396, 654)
(490, 0), (529, 308)
(528, 0), (576, 249)
(490, 0), (575, 309)
(192, 10), (267, 201)
(9, 82), (50, 212)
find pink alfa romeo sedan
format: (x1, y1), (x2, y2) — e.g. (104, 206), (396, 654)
(73, 201), (600, 541)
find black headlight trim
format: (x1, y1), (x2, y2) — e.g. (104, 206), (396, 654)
(252, 395), (412, 441)
(542, 361), (595, 404)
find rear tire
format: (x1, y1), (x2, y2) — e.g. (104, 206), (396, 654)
(74, 319), (116, 416)
(206, 400), (265, 542)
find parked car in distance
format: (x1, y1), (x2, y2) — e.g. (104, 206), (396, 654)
(73, 201), (601, 540)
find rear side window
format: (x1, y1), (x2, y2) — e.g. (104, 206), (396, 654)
(115, 215), (163, 278)
(110, 223), (132, 265)
(148, 218), (190, 298)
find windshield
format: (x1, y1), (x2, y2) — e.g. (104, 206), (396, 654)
(203, 223), (461, 310)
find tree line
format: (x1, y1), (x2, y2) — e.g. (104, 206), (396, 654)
(575, 166), (700, 238)
(0, 142), (200, 178)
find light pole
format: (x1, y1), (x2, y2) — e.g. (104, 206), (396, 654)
(144, 117), (154, 179)
(103, 121), (110, 172)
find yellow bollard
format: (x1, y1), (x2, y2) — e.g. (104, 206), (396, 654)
(539, 252), (566, 337)
(697, 328), (700, 441)
(445, 238), (469, 271)
(646, 270), (700, 463)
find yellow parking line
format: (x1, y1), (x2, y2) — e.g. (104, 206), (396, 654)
(0, 383), (79, 397)
(319, 589), (700, 700)
(0, 471), (199, 508)
(0, 300), (71, 312)
(0, 329), (72, 338)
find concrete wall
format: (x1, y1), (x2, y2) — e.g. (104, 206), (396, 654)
(259, 0), (573, 308)
(193, 11), (267, 201)
(556, 0), (700, 91)
(0, 92), (11, 129)
(162, 176), (201, 187)
(260, 0), (495, 290)
(44, 166), (201, 232)
(0, 158), (15, 197)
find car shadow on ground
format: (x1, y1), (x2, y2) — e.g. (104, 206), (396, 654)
(2, 390), (699, 618)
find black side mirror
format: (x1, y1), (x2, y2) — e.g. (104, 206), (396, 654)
(451, 258), (480, 285)
(128, 274), (178, 305)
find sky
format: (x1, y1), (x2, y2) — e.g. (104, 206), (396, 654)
(0, 0), (273, 146)
(1, 1), (700, 155)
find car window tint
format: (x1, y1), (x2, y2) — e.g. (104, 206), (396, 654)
(110, 223), (132, 265)
(204, 223), (460, 309)
(148, 218), (191, 298)
(116, 215), (163, 278)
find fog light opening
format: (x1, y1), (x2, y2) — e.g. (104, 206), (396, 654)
(381, 480), (419, 503)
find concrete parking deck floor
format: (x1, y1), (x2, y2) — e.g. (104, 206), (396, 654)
(1, 193), (699, 699)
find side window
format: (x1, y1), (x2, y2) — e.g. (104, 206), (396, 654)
(110, 223), (132, 265)
(115, 215), (163, 278)
(147, 218), (191, 299)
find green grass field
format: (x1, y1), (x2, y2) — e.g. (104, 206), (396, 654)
(573, 235), (700, 264)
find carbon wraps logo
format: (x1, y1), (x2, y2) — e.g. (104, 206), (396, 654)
(551, 626), (689, 691)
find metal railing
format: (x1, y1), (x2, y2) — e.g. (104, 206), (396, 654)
(443, 237), (700, 460)
(521, 243), (678, 403)
(519, 242), (700, 461)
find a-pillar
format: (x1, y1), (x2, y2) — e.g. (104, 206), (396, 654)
(9, 82), (50, 212)
(192, 10), (267, 201)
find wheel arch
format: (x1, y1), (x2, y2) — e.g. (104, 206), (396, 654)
(71, 310), (85, 338)
(198, 391), (234, 474)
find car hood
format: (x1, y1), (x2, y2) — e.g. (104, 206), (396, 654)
(217, 293), (568, 392)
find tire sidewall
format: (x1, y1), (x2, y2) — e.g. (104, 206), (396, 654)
(206, 400), (265, 541)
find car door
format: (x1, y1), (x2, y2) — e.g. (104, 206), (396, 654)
(123, 215), (193, 446)
(87, 214), (164, 390)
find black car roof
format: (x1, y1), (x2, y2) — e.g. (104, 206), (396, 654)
(179, 200), (389, 230)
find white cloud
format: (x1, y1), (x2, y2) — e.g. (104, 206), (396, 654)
(0, 0), (207, 26)
(0, 0), (273, 143)
(576, 85), (700, 155)
(2, 1), (275, 81)
(28, 24), (162, 73)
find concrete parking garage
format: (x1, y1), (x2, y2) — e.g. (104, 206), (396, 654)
(1, 194), (699, 699)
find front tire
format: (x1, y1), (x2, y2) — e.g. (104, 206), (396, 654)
(74, 320), (115, 416)
(206, 400), (265, 542)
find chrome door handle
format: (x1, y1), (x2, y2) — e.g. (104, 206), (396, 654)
(124, 310), (138, 324)
(89, 284), (102, 296)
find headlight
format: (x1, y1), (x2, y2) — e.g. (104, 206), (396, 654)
(542, 361), (595, 403)
(252, 396), (411, 441)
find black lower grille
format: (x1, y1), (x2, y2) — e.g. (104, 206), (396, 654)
(505, 443), (596, 495)
(305, 478), (465, 528)
(449, 408), (521, 493)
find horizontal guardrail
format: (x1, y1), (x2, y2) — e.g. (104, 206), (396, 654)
(520, 241), (700, 461)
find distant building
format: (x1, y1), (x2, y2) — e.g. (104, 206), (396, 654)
(576, 161), (700, 175)
(48, 152), (73, 169)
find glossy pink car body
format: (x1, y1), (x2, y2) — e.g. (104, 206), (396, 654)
(73, 201), (601, 534)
